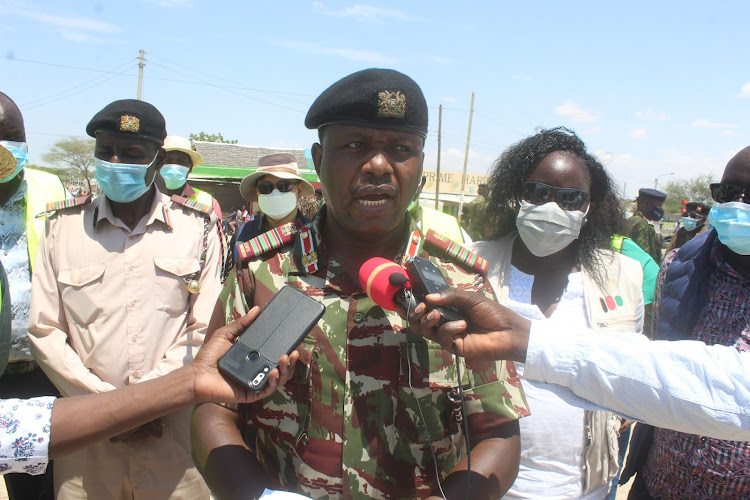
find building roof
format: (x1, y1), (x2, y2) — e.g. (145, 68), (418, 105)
(193, 141), (312, 169)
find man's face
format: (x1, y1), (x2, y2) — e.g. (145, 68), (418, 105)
(639, 198), (664, 221)
(312, 124), (424, 237)
(95, 131), (165, 185)
(165, 150), (193, 170)
(0, 96), (26, 143)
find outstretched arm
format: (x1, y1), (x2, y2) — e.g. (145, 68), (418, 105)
(409, 289), (750, 441)
(49, 309), (298, 459)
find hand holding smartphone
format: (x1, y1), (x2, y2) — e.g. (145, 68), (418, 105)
(219, 286), (325, 392)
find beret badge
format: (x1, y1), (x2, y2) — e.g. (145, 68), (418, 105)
(377, 90), (406, 119)
(120, 115), (140, 133)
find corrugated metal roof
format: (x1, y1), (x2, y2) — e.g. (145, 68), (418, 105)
(193, 141), (313, 169)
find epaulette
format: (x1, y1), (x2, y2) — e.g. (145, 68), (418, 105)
(237, 219), (303, 264)
(37, 195), (92, 219)
(424, 228), (488, 275)
(170, 194), (212, 216)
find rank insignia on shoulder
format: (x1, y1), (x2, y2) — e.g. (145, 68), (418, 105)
(170, 194), (212, 215)
(237, 219), (302, 263)
(424, 229), (488, 275)
(39, 195), (92, 219)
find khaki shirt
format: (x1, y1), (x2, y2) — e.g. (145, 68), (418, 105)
(28, 189), (221, 499)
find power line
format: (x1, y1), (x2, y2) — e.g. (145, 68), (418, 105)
(146, 59), (305, 113)
(1, 55), (137, 75)
(20, 59), (138, 109)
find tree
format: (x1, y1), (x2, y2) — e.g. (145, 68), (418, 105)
(189, 132), (238, 144)
(42, 137), (95, 193)
(662, 174), (715, 214)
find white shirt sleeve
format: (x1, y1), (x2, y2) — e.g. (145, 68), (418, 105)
(523, 320), (750, 441)
(0, 397), (55, 475)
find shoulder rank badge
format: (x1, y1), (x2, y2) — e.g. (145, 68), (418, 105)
(40, 195), (92, 219)
(170, 194), (212, 215)
(299, 226), (319, 273)
(377, 90), (406, 119)
(424, 228), (488, 275)
(237, 219), (302, 264)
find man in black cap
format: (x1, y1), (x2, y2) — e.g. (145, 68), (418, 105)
(627, 188), (667, 263)
(193, 68), (528, 499)
(28, 99), (222, 499)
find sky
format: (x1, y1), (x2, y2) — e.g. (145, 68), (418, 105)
(1, 0), (749, 198)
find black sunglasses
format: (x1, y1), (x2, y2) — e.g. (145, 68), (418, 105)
(522, 182), (589, 211)
(710, 183), (750, 204)
(256, 179), (299, 195)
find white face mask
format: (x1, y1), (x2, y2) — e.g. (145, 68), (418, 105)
(258, 189), (298, 219)
(516, 200), (588, 257)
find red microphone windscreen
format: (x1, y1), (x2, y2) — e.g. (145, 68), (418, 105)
(359, 257), (409, 311)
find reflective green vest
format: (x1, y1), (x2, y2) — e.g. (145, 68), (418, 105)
(24, 168), (68, 271)
(187, 186), (214, 209)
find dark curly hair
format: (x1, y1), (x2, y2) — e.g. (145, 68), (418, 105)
(486, 127), (625, 283)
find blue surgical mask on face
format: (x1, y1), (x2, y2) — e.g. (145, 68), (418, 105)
(95, 154), (158, 204)
(708, 202), (750, 255)
(0, 140), (29, 183)
(159, 164), (190, 190)
(682, 217), (699, 232)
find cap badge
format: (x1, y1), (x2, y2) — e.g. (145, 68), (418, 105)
(378, 90), (406, 119)
(120, 115), (140, 133)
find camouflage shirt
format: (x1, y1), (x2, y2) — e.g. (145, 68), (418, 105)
(627, 213), (663, 264)
(221, 209), (529, 499)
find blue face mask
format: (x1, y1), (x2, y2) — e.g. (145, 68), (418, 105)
(0, 140), (29, 183)
(649, 206), (665, 221)
(159, 164), (190, 190)
(95, 154), (157, 204)
(708, 202), (750, 255)
(682, 217), (700, 232)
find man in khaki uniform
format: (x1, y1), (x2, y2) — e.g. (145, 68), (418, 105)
(28, 99), (221, 499)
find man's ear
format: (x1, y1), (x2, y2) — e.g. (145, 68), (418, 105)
(145, 148), (166, 186)
(311, 143), (323, 176)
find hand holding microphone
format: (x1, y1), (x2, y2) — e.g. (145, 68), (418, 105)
(358, 256), (462, 323)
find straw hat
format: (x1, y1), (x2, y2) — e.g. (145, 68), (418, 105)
(163, 135), (203, 168)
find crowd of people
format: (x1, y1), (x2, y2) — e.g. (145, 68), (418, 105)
(0, 66), (749, 500)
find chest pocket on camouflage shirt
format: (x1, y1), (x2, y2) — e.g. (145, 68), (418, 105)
(57, 263), (107, 325)
(397, 336), (461, 444)
(153, 257), (200, 314)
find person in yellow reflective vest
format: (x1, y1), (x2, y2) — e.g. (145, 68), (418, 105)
(159, 135), (230, 279)
(159, 135), (223, 218)
(0, 91), (68, 500)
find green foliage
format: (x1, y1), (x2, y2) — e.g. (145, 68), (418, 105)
(189, 132), (238, 144)
(42, 137), (95, 192)
(662, 174), (715, 214)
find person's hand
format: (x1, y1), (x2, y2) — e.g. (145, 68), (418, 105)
(407, 289), (531, 362)
(191, 308), (300, 404)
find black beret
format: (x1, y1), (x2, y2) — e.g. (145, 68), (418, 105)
(637, 188), (667, 202)
(305, 68), (428, 138)
(86, 99), (167, 144)
(684, 201), (710, 214)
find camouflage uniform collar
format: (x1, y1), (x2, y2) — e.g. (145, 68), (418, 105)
(288, 207), (423, 278)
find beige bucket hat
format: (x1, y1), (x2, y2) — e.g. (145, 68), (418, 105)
(240, 153), (314, 202)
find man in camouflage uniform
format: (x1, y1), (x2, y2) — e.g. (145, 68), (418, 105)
(627, 188), (667, 264)
(192, 69), (529, 499)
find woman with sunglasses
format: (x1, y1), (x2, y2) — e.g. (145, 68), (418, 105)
(234, 153), (315, 257)
(466, 127), (644, 500)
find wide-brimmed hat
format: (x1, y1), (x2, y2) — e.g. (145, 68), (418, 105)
(163, 135), (203, 168)
(239, 153), (315, 202)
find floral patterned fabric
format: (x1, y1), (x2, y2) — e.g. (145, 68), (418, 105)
(0, 396), (54, 475)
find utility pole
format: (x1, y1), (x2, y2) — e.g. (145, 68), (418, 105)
(457, 92), (475, 222)
(435, 105), (442, 210)
(137, 49), (146, 100)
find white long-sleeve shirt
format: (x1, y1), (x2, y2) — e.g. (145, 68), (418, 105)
(525, 321), (750, 441)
